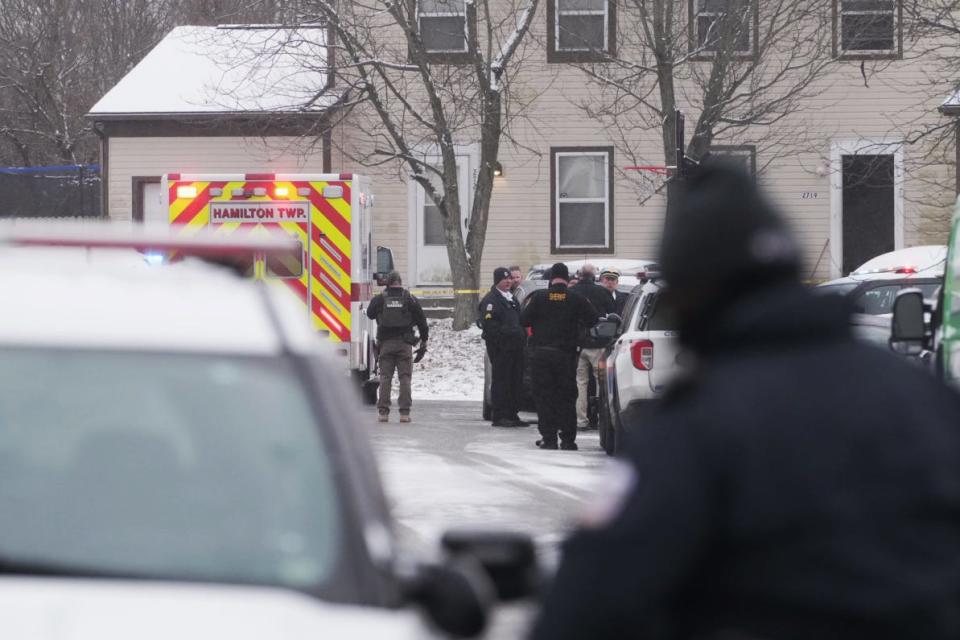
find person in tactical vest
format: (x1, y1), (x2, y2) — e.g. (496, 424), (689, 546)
(366, 271), (429, 423)
(479, 267), (529, 427)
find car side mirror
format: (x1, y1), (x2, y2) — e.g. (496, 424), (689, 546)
(374, 246), (395, 286)
(890, 289), (927, 356)
(404, 558), (491, 638)
(590, 316), (621, 341)
(440, 529), (541, 602)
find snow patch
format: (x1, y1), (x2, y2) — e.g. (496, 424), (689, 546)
(411, 319), (485, 401)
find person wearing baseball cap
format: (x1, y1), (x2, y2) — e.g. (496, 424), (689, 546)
(478, 267), (529, 427)
(520, 262), (602, 450)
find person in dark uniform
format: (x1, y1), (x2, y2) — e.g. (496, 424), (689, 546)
(366, 271), (429, 423)
(520, 263), (601, 450)
(530, 164), (960, 639)
(599, 267), (626, 315)
(569, 264), (615, 430)
(479, 267), (529, 427)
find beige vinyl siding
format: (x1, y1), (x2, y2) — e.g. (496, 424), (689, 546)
(101, 1), (956, 286)
(326, 2), (955, 286)
(107, 137), (326, 220)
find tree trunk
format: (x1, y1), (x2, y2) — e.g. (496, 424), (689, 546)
(450, 257), (480, 330)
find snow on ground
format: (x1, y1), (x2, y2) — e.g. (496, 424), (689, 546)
(410, 319), (485, 401)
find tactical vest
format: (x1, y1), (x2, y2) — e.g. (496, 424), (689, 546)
(379, 291), (413, 328)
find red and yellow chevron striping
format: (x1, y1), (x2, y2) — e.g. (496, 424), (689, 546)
(167, 177), (353, 343)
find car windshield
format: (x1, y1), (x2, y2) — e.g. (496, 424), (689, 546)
(852, 285), (901, 315)
(0, 348), (341, 591)
(917, 283), (940, 299)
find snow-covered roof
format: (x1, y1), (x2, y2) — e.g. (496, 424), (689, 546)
(89, 26), (332, 118)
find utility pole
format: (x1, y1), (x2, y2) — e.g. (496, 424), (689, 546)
(666, 108), (702, 216)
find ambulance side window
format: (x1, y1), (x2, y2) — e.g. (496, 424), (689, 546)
(265, 240), (305, 279)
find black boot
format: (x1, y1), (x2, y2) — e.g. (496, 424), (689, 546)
(560, 441), (579, 451)
(536, 438), (559, 450)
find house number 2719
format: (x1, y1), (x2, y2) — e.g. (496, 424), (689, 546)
(801, 192), (819, 199)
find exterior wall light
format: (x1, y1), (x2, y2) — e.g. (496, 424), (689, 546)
(493, 161), (504, 177)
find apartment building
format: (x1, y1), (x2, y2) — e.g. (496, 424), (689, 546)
(89, 1), (958, 289)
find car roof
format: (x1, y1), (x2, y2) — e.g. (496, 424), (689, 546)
(527, 258), (658, 275)
(851, 245), (947, 277)
(818, 273), (942, 287)
(0, 247), (321, 355)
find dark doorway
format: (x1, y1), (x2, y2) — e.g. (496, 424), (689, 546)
(842, 154), (895, 275)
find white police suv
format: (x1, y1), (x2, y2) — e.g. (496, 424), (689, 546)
(0, 223), (535, 639)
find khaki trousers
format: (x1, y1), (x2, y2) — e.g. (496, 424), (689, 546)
(576, 348), (602, 427)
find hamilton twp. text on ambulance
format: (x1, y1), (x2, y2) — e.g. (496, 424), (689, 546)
(210, 201), (310, 224)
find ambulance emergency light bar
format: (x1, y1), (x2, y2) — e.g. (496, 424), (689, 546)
(0, 220), (302, 266)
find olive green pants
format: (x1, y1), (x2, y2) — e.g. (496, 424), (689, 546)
(377, 337), (413, 414)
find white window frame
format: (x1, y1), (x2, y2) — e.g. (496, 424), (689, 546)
(694, 0), (753, 54)
(555, 150), (611, 250)
(837, 0), (898, 56)
(829, 138), (904, 279)
(406, 145), (478, 285)
(555, 0), (609, 52)
(417, 0), (468, 53)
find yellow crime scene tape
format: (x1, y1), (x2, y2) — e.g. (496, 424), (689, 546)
(408, 289), (483, 296)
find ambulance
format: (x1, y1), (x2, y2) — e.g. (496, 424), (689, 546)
(162, 172), (394, 382)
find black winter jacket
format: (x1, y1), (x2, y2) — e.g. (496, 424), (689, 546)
(531, 285), (960, 640)
(569, 280), (615, 348)
(521, 283), (600, 353)
(479, 287), (526, 351)
(607, 288), (627, 316)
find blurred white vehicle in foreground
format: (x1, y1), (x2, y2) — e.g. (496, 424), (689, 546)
(0, 223), (536, 640)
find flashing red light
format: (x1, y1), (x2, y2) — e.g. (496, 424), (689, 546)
(895, 266), (917, 274)
(631, 339), (654, 370)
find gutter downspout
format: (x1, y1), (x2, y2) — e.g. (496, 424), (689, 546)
(92, 122), (109, 219)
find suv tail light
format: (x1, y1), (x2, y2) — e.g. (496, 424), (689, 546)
(631, 340), (654, 370)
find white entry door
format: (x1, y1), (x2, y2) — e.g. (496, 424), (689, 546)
(141, 181), (166, 226)
(413, 154), (473, 286)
